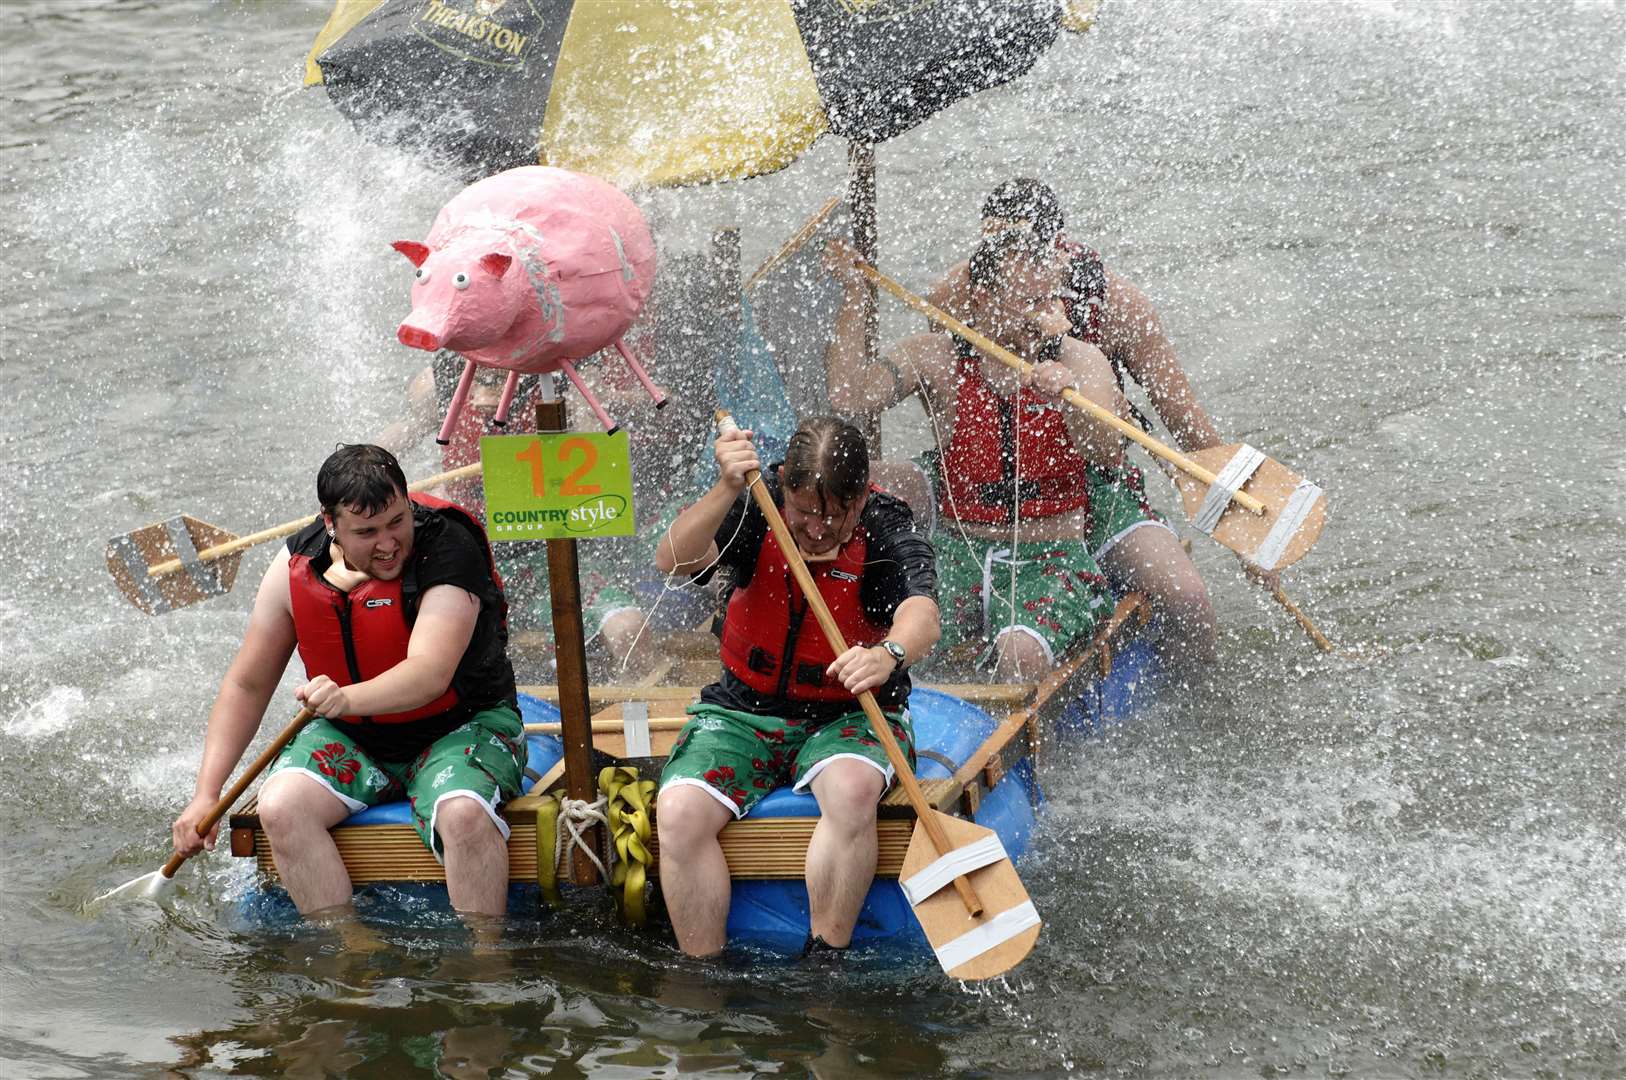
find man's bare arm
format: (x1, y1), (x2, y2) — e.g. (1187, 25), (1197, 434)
(1102, 273), (1222, 451)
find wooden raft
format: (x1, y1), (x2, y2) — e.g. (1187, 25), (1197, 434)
(227, 594), (1150, 888)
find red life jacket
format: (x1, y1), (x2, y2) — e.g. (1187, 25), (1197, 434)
(937, 340), (1091, 525)
(287, 493), (502, 725)
(718, 521), (889, 702)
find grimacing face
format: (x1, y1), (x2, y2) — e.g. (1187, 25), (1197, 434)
(327, 491), (414, 580)
(972, 252), (1068, 355)
(781, 484), (863, 558)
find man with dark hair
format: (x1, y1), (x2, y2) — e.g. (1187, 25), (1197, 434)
(170, 444), (524, 919)
(652, 417), (940, 957)
(925, 177), (1220, 665)
(826, 231), (1129, 681)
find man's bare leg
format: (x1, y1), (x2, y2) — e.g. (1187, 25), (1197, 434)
(257, 770), (356, 914)
(1098, 526), (1217, 666)
(436, 796), (510, 917)
(806, 759), (887, 947)
(992, 627), (1053, 683)
(655, 785), (735, 956)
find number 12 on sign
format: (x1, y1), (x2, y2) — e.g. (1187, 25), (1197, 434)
(480, 432), (636, 541)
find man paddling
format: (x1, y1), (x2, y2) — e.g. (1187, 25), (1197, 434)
(925, 178), (1220, 664)
(170, 444), (524, 919)
(826, 230), (1129, 681)
(653, 417), (940, 956)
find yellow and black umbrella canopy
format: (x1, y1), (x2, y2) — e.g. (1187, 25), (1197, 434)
(306, 0), (1086, 186)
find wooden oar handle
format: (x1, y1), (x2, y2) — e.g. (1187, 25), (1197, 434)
(524, 718), (690, 735)
(146, 462), (484, 578)
(716, 411), (983, 918)
(854, 262), (1267, 516)
(161, 707), (317, 879)
(1270, 587), (1335, 653)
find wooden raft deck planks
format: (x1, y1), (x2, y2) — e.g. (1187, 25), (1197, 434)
(233, 791), (947, 884)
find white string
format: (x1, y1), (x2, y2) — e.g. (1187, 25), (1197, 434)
(613, 473), (759, 675)
(1005, 383), (1022, 638)
(916, 359), (1030, 665)
(555, 795), (609, 880)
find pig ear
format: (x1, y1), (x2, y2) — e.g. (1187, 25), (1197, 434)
(392, 240), (430, 268)
(479, 253), (512, 278)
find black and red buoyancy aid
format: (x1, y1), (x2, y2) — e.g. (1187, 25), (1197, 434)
(287, 493), (506, 725)
(1057, 239), (1108, 347)
(937, 341), (1091, 526)
(1057, 239), (1155, 434)
(718, 523), (889, 702)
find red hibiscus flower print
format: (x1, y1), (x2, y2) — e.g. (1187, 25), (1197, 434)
(312, 743), (360, 785)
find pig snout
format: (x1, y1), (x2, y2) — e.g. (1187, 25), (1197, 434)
(398, 323), (442, 351)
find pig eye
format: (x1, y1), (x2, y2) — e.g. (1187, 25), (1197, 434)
(414, 267), (430, 282)
(453, 272), (471, 290)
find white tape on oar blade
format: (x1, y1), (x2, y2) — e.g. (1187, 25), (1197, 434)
(162, 516), (221, 593)
(901, 834), (1008, 905)
(935, 900), (1042, 974)
(622, 700), (652, 758)
(1250, 480), (1323, 571)
(107, 535), (170, 613)
(1193, 445), (1266, 535)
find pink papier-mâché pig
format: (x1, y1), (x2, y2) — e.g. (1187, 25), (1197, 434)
(393, 165), (664, 439)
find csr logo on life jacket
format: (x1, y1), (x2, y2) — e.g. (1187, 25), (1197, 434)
(413, 0), (539, 69)
(364, 598), (394, 609)
(829, 569), (860, 582)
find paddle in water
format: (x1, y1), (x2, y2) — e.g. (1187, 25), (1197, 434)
(105, 463), (482, 615)
(86, 708), (315, 912)
(716, 410), (1040, 980)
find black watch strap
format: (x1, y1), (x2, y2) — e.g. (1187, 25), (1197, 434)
(880, 639), (907, 669)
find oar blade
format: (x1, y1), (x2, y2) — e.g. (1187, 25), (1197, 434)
(105, 515), (240, 615)
(1174, 445), (1328, 571)
(83, 868), (174, 914)
(900, 810), (1041, 981)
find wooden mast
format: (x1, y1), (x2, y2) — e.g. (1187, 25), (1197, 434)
(536, 380), (601, 886)
(846, 139), (881, 454)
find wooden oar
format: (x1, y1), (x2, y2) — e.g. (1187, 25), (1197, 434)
(106, 462), (483, 615)
(855, 263), (1329, 572)
(87, 708), (315, 911)
(717, 411), (1039, 980)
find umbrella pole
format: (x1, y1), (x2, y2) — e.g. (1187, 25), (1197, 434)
(537, 382), (601, 887)
(846, 139), (882, 455)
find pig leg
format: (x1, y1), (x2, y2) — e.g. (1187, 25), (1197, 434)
(612, 339), (669, 410)
(557, 359), (619, 435)
(492, 370), (522, 428)
(437, 359), (480, 445)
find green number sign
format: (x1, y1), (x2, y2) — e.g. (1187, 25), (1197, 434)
(480, 432), (636, 540)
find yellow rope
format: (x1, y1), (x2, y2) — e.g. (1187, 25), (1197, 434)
(598, 765), (656, 926)
(533, 792), (563, 908)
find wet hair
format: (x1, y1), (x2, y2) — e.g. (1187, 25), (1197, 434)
(782, 416), (869, 514)
(981, 178), (1065, 245)
(968, 227), (1053, 292)
(317, 444), (409, 520)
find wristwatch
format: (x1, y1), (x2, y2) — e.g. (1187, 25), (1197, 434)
(879, 639), (907, 670)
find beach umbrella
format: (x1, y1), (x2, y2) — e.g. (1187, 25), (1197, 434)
(303, 0), (1091, 187)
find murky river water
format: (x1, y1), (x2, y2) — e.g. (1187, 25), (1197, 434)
(2, 1), (1622, 1076)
